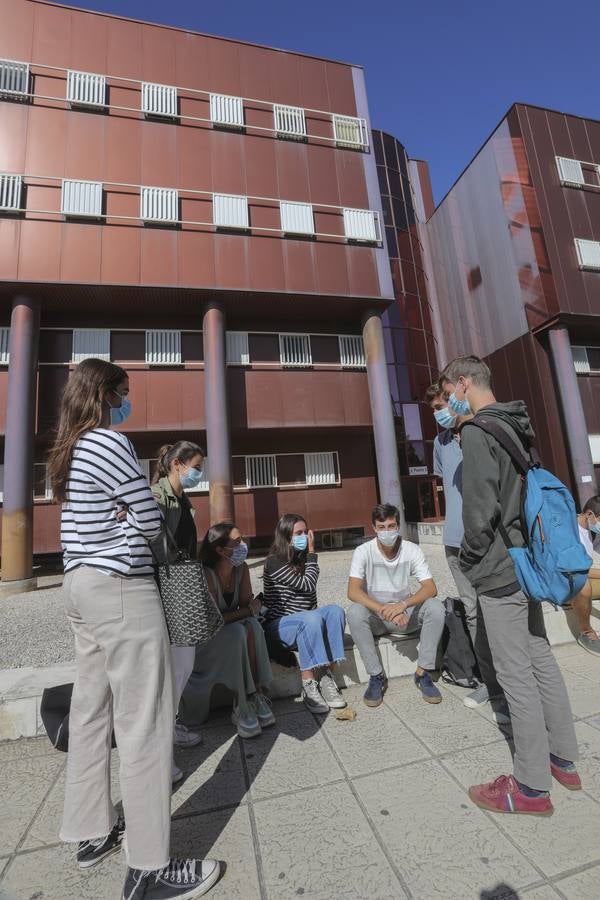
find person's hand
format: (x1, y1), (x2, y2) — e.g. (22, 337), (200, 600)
(116, 504), (129, 522)
(391, 611), (409, 628)
(308, 529), (315, 553)
(380, 602), (406, 622)
(249, 596), (262, 616)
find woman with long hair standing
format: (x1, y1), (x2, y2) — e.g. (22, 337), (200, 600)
(263, 514), (347, 714)
(151, 441), (206, 780)
(48, 358), (220, 900)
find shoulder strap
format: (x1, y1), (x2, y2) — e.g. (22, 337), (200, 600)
(463, 416), (532, 475)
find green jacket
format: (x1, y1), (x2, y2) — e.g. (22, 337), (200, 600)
(150, 476), (198, 564)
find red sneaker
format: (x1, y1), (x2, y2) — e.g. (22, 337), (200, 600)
(468, 774), (554, 816)
(550, 762), (582, 791)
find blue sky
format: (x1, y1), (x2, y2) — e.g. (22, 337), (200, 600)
(67, 0), (600, 203)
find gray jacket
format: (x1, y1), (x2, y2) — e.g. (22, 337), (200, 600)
(150, 476), (198, 565)
(459, 401), (535, 594)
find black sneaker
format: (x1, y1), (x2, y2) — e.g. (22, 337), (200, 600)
(363, 673), (388, 707)
(122, 858), (221, 900)
(77, 815), (125, 869)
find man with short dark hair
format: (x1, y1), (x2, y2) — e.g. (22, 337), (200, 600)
(346, 503), (445, 706)
(440, 355), (579, 816)
(572, 494), (600, 654)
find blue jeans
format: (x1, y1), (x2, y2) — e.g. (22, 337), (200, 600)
(266, 606), (346, 671)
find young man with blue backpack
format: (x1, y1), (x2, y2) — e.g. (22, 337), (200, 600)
(440, 355), (591, 816)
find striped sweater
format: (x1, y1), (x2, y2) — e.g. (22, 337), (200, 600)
(61, 429), (162, 577)
(262, 553), (319, 622)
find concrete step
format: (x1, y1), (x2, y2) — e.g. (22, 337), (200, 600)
(0, 603), (584, 741)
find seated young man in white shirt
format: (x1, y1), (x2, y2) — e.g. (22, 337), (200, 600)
(346, 503), (445, 707)
(572, 495), (600, 655)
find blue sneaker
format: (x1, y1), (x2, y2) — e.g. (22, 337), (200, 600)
(415, 671), (442, 704)
(363, 673), (388, 707)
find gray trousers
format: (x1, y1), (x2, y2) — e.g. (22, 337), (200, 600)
(480, 590), (578, 792)
(347, 598), (446, 675)
(445, 546), (501, 696)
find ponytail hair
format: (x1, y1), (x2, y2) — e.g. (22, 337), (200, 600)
(152, 440), (205, 483)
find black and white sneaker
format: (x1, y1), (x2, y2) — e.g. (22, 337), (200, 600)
(122, 858), (221, 900)
(77, 815), (125, 869)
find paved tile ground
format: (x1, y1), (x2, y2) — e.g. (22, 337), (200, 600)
(2, 641), (600, 900)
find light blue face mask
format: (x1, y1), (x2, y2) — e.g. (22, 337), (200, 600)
(180, 466), (204, 490)
(448, 391), (471, 417)
(434, 407), (457, 430)
(589, 522), (600, 535)
(110, 395), (132, 426)
(292, 533), (308, 552)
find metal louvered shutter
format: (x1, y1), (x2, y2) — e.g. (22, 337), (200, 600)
(575, 239), (600, 270)
(141, 187), (178, 223)
(245, 455), (277, 488)
(72, 329), (110, 363)
(343, 208), (379, 242)
(338, 335), (366, 368)
(226, 332), (250, 365)
(145, 330), (182, 364)
(141, 82), (177, 118)
(332, 114), (368, 149)
(571, 347), (590, 375)
(61, 180), (103, 218)
(304, 452), (337, 486)
(273, 104), (306, 138)
(213, 193), (249, 229)
(67, 70), (106, 107)
(0, 174), (22, 211)
(279, 334), (312, 367)
(280, 201), (314, 235)
(556, 157), (584, 186)
(0, 327), (10, 364)
(210, 93), (244, 128)
(0, 59), (29, 97)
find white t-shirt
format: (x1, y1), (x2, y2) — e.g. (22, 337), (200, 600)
(579, 524), (595, 558)
(349, 538), (433, 604)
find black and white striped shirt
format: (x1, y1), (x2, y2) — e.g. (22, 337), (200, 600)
(62, 429), (162, 578)
(262, 554), (319, 622)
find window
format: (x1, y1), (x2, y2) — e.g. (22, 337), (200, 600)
(0, 174), (22, 211)
(226, 331), (250, 366)
(61, 179), (103, 218)
(556, 157), (584, 187)
(0, 327), (9, 364)
(213, 193), (249, 230)
(34, 463), (52, 500)
(343, 208), (380, 242)
(141, 82), (177, 118)
(210, 93), (244, 128)
(274, 104), (306, 139)
(333, 114), (368, 149)
(304, 452), (339, 486)
(338, 335), (366, 368)
(402, 404), (423, 441)
(140, 187), (178, 224)
(145, 330), (181, 365)
(67, 70), (106, 107)
(279, 333), (312, 367)
(280, 201), (314, 235)
(72, 329), (110, 363)
(588, 348), (600, 372)
(575, 238), (600, 271)
(245, 455), (277, 488)
(0, 59), (29, 97)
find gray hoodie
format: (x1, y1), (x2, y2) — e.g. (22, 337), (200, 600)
(459, 401), (535, 595)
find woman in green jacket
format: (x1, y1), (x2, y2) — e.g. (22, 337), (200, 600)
(151, 441), (205, 782)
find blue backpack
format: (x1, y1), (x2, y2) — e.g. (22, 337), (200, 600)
(469, 416), (592, 606)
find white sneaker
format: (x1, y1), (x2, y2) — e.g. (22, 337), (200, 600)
(174, 721), (203, 747)
(251, 693), (276, 727)
(302, 679), (329, 714)
(172, 763), (184, 784)
(231, 703), (262, 739)
(318, 671), (347, 709)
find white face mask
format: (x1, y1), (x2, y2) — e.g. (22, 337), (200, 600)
(377, 530), (400, 548)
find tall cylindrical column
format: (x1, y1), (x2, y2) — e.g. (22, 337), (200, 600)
(203, 302), (234, 524)
(362, 311), (406, 534)
(1, 297), (40, 593)
(548, 326), (597, 507)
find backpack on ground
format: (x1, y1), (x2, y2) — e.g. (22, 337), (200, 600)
(467, 416), (592, 607)
(441, 597), (480, 689)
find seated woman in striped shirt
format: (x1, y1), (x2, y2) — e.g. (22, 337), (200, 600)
(263, 514), (347, 714)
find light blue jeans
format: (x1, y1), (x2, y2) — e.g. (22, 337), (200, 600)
(266, 605), (346, 671)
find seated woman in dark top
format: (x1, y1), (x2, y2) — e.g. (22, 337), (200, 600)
(263, 513), (347, 715)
